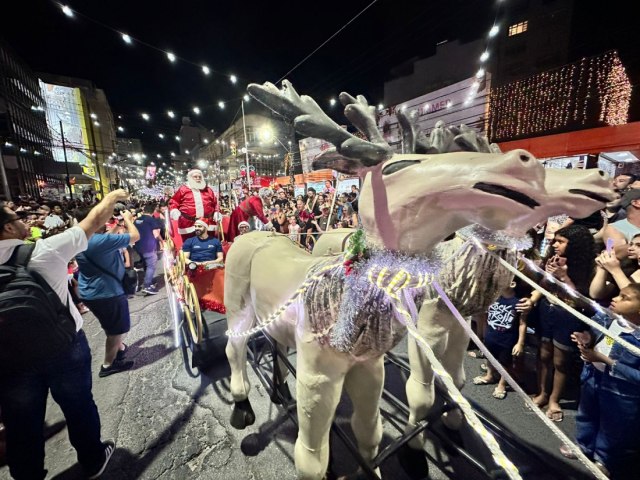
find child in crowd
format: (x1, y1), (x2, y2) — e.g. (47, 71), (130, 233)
(560, 284), (640, 479)
(472, 280), (527, 399)
(529, 225), (595, 422)
(287, 215), (300, 243)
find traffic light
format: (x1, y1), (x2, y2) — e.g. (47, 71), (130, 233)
(231, 144), (237, 156)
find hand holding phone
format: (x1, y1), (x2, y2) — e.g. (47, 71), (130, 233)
(606, 238), (614, 254)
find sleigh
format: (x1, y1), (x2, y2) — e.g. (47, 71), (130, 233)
(163, 215), (231, 368)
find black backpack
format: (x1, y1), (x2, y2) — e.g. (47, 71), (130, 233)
(0, 244), (77, 374)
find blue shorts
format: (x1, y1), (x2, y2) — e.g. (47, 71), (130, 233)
(538, 297), (586, 350)
(484, 333), (517, 365)
(82, 294), (131, 336)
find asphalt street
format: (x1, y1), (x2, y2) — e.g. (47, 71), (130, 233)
(0, 276), (595, 480)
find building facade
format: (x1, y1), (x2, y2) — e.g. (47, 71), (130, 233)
(0, 40), (69, 201)
(39, 73), (118, 198)
(198, 111), (295, 187)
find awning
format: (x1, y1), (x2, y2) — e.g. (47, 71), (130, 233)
(498, 122), (640, 159)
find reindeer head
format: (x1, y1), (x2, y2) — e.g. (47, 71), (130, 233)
(246, 81), (610, 254)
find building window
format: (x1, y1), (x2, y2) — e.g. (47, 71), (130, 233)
(508, 21), (528, 36)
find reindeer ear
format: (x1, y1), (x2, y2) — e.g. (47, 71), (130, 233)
(312, 151), (365, 175)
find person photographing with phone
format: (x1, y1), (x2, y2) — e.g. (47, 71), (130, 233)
(524, 225), (596, 422)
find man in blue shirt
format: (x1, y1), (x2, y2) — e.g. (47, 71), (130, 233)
(182, 218), (223, 265)
(134, 203), (165, 295)
(76, 209), (140, 377)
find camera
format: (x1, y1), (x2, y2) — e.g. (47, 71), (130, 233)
(113, 202), (126, 215)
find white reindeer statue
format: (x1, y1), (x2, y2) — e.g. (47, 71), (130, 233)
(310, 108), (615, 468)
(224, 80), (590, 480)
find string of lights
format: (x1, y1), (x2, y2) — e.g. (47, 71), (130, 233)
(55, 1), (243, 84)
(489, 51), (631, 141)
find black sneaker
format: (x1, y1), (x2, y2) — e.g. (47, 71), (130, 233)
(86, 439), (116, 479)
(116, 344), (128, 361)
(99, 360), (134, 378)
(143, 285), (159, 295)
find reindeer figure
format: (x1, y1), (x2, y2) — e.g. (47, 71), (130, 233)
(225, 80), (561, 480)
(311, 106), (616, 462)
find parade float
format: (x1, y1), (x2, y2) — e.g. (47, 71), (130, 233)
(161, 79), (623, 479)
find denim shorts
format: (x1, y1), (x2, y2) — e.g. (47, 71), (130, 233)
(82, 294), (131, 335)
(538, 297), (586, 350)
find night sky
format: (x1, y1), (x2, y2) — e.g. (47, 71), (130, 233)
(2, 0), (639, 159)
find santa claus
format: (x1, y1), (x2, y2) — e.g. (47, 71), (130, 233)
(169, 169), (221, 240)
(226, 187), (273, 242)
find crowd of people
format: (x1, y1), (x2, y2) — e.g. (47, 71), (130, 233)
(240, 180), (361, 249)
(468, 172), (640, 478)
(0, 192), (169, 478)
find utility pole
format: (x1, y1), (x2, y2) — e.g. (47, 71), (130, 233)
(59, 121), (74, 200)
(0, 140), (12, 202)
(86, 103), (105, 198)
(241, 100), (251, 188)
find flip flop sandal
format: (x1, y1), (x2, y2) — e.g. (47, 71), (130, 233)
(468, 350), (485, 358)
(559, 445), (577, 459)
(492, 388), (507, 400)
(547, 409), (564, 422)
(472, 375), (495, 385)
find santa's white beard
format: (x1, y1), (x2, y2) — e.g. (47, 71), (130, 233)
(188, 178), (206, 190)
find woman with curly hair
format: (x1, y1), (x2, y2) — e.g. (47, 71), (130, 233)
(529, 225), (596, 422)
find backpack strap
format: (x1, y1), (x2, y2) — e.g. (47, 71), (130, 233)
(8, 243), (36, 268)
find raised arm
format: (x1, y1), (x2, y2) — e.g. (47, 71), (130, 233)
(121, 210), (140, 244)
(78, 189), (129, 240)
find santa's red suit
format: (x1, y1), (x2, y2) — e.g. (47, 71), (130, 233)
(226, 196), (268, 242)
(169, 184), (219, 239)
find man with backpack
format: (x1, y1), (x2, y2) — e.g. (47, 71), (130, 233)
(0, 189), (129, 479)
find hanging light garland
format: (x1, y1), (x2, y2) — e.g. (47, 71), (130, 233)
(489, 51), (631, 141)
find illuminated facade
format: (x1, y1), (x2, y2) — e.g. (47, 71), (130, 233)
(0, 40), (68, 200)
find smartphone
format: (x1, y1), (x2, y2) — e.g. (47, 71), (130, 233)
(606, 238), (614, 254)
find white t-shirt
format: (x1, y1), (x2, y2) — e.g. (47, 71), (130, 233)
(44, 214), (65, 230)
(0, 226), (88, 330)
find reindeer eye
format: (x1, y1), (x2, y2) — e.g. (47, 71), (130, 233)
(382, 160), (420, 175)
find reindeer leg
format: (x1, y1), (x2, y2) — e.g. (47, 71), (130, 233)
(294, 341), (349, 480)
(405, 299), (451, 449)
(225, 335), (255, 429)
(343, 356), (384, 477)
(440, 315), (470, 431)
(225, 302), (256, 430)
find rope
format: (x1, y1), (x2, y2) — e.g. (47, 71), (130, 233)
(224, 258), (343, 338)
(431, 280), (609, 480)
(470, 238), (640, 357)
(397, 284), (522, 480)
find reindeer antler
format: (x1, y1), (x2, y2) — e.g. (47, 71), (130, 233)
(396, 109), (435, 154)
(247, 81), (393, 171)
(453, 124), (493, 153)
(338, 92), (386, 146)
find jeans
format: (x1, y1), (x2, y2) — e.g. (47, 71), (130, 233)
(141, 251), (158, 289)
(576, 370), (640, 479)
(0, 330), (103, 479)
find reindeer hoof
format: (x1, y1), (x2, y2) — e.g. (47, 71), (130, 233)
(270, 382), (293, 405)
(230, 399), (256, 429)
(397, 444), (429, 479)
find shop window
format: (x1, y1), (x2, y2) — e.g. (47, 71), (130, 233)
(508, 21), (529, 36)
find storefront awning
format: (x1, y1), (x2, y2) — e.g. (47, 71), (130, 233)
(498, 122), (640, 159)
